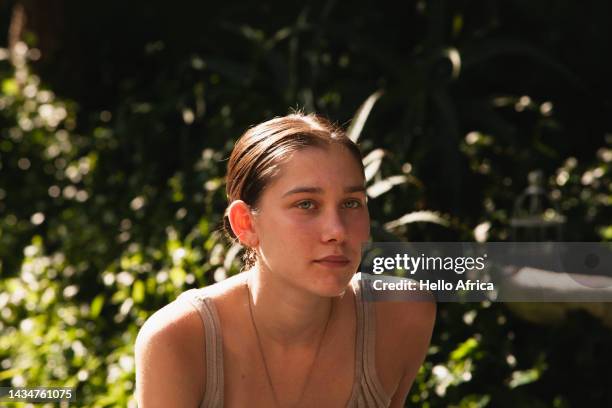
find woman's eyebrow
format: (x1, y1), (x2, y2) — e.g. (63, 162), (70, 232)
(282, 185), (366, 197)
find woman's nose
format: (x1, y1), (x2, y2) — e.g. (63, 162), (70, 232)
(320, 208), (347, 243)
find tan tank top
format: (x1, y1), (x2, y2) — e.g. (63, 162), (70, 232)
(179, 273), (391, 407)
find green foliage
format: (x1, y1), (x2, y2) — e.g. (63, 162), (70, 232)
(0, 43), (243, 407)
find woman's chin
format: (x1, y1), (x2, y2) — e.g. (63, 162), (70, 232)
(312, 274), (354, 297)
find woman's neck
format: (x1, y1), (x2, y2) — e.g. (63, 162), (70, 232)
(245, 266), (338, 348)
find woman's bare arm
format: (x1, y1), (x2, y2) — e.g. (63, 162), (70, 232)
(387, 300), (437, 408)
(135, 300), (205, 407)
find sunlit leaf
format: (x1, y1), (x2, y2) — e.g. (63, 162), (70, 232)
(2, 78), (18, 96)
(509, 367), (542, 389)
(132, 280), (145, 304)
(90, 295), (105, 319)
(384, 211), (450, 230)
(366, 175), (408, 198)
(347, 89), (384, 142)
(451, 337), (479, 361)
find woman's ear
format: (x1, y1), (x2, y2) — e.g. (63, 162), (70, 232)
(227, 200), (259, 247)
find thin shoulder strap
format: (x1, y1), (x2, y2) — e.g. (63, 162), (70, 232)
(351, 277), (365, 388)
(179, 289), (224, 408)
(350, 275), (391, 407)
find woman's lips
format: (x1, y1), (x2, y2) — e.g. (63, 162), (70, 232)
(314, 256), (350, 268)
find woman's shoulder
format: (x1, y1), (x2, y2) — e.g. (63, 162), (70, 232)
(135, 292), (207, 406)
(373, 287), (436, 356)
(136, 272), (248, 349)
(375, 293), (437, 333)
(353, 272), (436, 333)
(191, 271), (250, 301)
(370, 288), (436, 402)
(178, 272), (249, 322)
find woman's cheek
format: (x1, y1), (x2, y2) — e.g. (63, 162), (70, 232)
(355, 212), (371, 240)
(287, 213), (319, 231)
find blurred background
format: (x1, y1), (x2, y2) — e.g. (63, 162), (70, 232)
(0, 0), (610, 406)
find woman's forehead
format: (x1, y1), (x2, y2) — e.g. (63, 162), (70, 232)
(283, 144), (360, 171)
(281, 184), (366, 198)
(280, 145), (361, 175)
(269, 146), (365, 192)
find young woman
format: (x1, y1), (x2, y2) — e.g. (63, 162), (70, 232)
(135, 113), (436, 407)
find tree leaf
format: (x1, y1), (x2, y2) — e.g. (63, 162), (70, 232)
(366, 175), (409, 198)
(90, 295), (105, 318)
(347, 89), (384, 142)
(384, 210), (450, 230)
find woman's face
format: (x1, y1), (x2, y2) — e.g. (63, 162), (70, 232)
(251, 144), (370, 297)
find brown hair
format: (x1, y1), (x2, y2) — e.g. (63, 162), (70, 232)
(223, 112), (365, 269)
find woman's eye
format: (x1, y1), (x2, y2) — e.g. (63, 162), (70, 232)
(344, 199), (362, 209)
(296, 200), (315, 210)
(295, 199), (362, 210)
